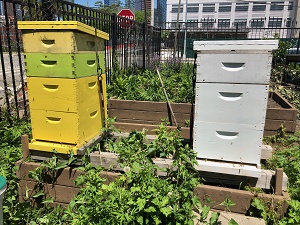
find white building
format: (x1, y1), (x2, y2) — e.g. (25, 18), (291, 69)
(166, 0), (298, 37)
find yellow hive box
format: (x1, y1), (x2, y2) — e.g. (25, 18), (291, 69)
(29, 141), (81, 155)
(27, 76), (102, 112)
(18, 21), (109, 54)
(30, 104), (103, 146)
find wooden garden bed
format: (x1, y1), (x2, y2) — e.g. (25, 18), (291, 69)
(108, 91), (297, 138)
(16, 159), (290, 216)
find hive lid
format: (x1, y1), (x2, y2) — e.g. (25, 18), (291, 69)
(17, 21), (109, 40)
(193, 40), (278, 51)
(0, 176), (6, 190)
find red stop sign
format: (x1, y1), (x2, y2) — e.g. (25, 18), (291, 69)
(118, 9), (135, 28)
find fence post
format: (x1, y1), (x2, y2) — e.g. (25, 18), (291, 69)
(158, 27), (162, 58)
(235, 23), (239, 40)
(142, 22), (146, 71)
(296, 29), (300, 54)
(111, 13), (117, 83)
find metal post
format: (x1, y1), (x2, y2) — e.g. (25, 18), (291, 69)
(111, 13), (117, 83)
(142, 22), (146, 71)
(183, 0), (187, 59)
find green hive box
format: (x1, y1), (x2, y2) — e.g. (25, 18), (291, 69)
(25, 52), (105, 78)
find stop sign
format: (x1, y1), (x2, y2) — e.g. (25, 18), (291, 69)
(118, 9), (135, 28)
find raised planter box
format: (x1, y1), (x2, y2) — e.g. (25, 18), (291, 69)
(108, 91), (297, 138)
(16, 159), (290, 216)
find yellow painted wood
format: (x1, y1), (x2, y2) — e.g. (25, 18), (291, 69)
(30, 104), (103, 145)
(29, 140), (80, 155)
(25, 52), (105, 78)
(100, 74), (108, 124)
(18, 21), (109, 40)
(27, 76), (101, 112)
(22, 31), (105, 53)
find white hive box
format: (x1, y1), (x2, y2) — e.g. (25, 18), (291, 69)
(194, 83), (269, 125)
(193, 121), (263, 165)
(193, 40), (278, 178)
(194, 40), (278, 84)
(196, 53), (272, 84)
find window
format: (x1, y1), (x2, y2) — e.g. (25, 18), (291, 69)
(235, 3), (248, 12)
(268, 17), (282, 27)
(218, 19), (230, 28)
(219, 3), (231, 12)
(234, 19), (247, 28)
(187, 4), (199, 13)
(187, 19), (198, 28)
(251, 18), (265, 27)
(202, 4), (215, 12)
(252, 2), (266, 11)
(288, 1), (293, 10)
(171, 5), (183, 13)
(270, 2), (284, 10)
(201, 18), (215, 28)
(286, 18), (292, 27)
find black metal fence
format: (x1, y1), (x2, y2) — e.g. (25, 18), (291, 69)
(161, 19), (300, 58)
(0, 0), (161, 121)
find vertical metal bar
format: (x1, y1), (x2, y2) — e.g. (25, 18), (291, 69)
(0, 20), (11, 121)
(111, 13), (117, 83)
(3, 0), (19, 119)
(13, 3), (28, 118)
(142, 22), (145, 71)
(296, 30), (300, 54)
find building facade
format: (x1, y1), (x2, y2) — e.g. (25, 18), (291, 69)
(166, 0), (297, 31)
(157, 0), (167, 28)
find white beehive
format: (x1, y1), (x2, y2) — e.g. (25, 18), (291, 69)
(193, 40), (278, 177)
(194, 83), (269, 125)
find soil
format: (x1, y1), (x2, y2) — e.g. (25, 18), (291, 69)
(267, 97), (282, 108)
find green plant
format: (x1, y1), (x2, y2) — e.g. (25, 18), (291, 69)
(64, 124), (220, 224)
(248, 197), (282, 225)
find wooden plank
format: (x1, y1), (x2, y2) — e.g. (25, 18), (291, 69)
(90, 151), (288, 191)
(266, 108), (297, 121)
(272, 91), (295, 108)
(265, 119), (296, 132)
(108, 99), (192, 114)
(194, 184), (290, 216)
(16, 160), (120, 187)
(275, 168), (284, 195)
(113, 122), (191, 139)
(112, 118), (188, 127)
(109, 109), (190, 125)
(21, 134), (30, 160)
(19, 179), (80, 204)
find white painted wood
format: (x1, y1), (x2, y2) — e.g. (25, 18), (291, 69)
(196, 53), (272, 84)
(89, 151), (288, 191)
(195, 160), (261, 178)
(193, 121), (263, 165)
(194, 83), (269, 125)
(193, 40), (278, 51)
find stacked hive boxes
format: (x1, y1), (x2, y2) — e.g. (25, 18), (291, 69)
(193, 40), (278, 177)
(18, 21), (109, 155)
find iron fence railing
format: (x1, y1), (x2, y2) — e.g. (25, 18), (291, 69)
(160, 20), (300, 58)
(0, 0), (161, 121)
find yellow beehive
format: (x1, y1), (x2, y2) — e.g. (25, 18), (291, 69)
(27, 76), (102, 112)
(18, 21), (109, 53)
(30, 104), (103, 147)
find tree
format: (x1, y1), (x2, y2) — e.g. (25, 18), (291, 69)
(94, 0), (122, 14)
(135, 10), (150, 23)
